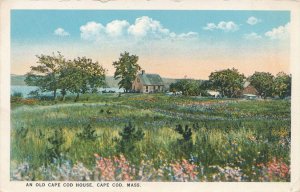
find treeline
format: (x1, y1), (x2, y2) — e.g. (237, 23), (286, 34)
(25, 52), (291, 100)
(25, 51), (141, 101)
(170, 68), (291, 99)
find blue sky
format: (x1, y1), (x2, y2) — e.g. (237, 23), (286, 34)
(11, 10), (290, 78)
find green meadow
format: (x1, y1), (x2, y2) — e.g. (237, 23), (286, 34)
(11, 93), (290, 181)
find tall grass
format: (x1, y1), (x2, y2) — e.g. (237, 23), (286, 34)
(11, 94), (290, 181)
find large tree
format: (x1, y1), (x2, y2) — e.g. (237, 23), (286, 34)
(249, 72), (274, 98)
(169, 79), (201, 96)
(209, 68), (245, 98)
(25, 52), (65, 100)
(274, 72), (291, 99)
(113, 52), (141, 92)
(62, 57), (106, 102)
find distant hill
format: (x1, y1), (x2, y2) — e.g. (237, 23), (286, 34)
(11, 74), (27, 86)
(11, 74), (180, 88)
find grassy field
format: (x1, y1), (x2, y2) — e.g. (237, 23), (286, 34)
(10, 93), (290, 181)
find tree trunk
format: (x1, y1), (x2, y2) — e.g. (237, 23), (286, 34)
(53, 89), (57, 100)
(61, 89), (66, 101)
(74, 93), (80, 102)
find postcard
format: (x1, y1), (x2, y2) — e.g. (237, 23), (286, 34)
(1, 0), (300, 191)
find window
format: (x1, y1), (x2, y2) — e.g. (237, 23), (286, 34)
(145, 86), (148, 92)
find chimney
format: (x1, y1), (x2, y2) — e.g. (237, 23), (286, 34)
(141, 70), (145, 75)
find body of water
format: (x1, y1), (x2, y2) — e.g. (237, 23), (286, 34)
(11, 85), (125, 98)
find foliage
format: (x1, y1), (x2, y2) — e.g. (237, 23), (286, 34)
(113, 52), (141, 92)
(115, 122), (144, 156)
(175, 124), (192, 141)
(257, 157), (290, 181)
(16, 127), (28, 138)
(12, 92), (23, 98)
(249, 72), (274, 98)
(76, 124), (98, 141)
(174, 124), (193, 158)
(169, 79), (201, 96)
(11, 92), (24, 103)
(11, 154), (290, 182)
(28, 90), (40, 98)
(274, 72), (291, 99)
(25, 52), (65, 100)
(25, 53), (106, 102)
(209, 68), (245, 98)
(11, 94), (290, 181)
(44, 127), (65, 166)
(60, 57), (106, 102)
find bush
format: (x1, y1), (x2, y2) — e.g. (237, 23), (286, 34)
(44, 128), (65, 166)
(174, 124), (193, 159)
(76, 124), (98, 141)
(28, 90), (40, 98)
(115, 122), (144, 158)
(175, 124), (192, 141)
(11, 92), (23, 103)
(12, 92), (23, 98)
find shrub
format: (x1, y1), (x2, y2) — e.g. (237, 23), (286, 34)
(12, 92), (23, 98)
(44, 128), (65, 166)
(28, 90), (40, 98)
(115, 122), (144, 156)
(16, 127), (28, 138)
(174, 124), (193, 159)
(76, 124), (98, 141)
(175, 124), (192, 141)
(11, 92), (23, 103)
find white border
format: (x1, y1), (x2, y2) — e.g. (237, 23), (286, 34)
(1, 0), (300, 192)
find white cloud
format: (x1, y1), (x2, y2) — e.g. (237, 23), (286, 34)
(80, 21), (105, 41)
(54, 28), (70, 37)
(247, 17), (261, 25)
(127, 16), (170, 38)
(106, 20), (129, 37)
(80, 16), (198, 42)
(265, 23), (290, 40)
(203, 23), (217, 31)
(203, 21), (239, 32)
(243, 32), (262, 40)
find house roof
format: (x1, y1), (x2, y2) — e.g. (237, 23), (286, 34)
(138, 73), (164, 85)
(242, 84), (258, 95)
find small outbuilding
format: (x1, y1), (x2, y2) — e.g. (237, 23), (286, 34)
(132, 70), (165, 93)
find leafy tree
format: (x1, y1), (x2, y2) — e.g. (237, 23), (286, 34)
(113, 52), (141, 92)
(61, 57), (106, 102)
(25, 52), (65, 100)
(209, 68), (245, 98)
(249, 72), (274, 98)
(274, 72), (291, 99)
(169, 79), (201, 96)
